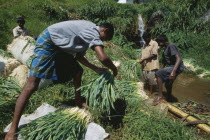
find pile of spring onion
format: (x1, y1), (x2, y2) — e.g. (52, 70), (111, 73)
(19, 107), (92, 140)
(79, 71), (117, 114)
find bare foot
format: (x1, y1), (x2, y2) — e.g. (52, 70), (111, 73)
(4, 132), (17, 140)
(81, 102), (90, 108)
(152, 96), (165, 106)
(75, 99), (89, 108)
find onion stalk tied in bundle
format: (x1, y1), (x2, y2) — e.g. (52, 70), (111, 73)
(18, 107), (92, 140)
(79, 70), (117, 114)
(121, 59), (139, 80)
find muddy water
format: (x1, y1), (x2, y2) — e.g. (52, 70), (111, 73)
(172, 73), (210, 107)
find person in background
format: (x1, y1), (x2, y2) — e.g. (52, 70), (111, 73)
(13, 17), (30, 38)
(138, 32), (159, 96)
(5, 20), (118, 140)
(153, 35), (184, 105)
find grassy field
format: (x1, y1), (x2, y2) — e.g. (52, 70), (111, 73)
(0, 0), (210, 139)
(0, 45), (207, 139)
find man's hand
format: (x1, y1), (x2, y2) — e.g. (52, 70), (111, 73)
(169, 71), (176, 80)
(94, 66), (117, 77)
(111, 67), (118, 77)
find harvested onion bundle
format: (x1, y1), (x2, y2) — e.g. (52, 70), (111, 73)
(19, 107), (92, 140)
(120, 59), (139, 80)
(79, 71), (117, 114)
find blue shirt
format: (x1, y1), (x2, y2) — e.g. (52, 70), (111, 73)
(163, 43), (184, 67)
(48, 20), (104, 55)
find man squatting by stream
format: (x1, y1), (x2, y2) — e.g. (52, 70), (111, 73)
(153, 35), (185, 105)
(5, 20), (118, 140)
(138, 32), (159, 95)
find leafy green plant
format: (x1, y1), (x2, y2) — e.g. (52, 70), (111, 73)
(19, 107), (92, 140)
(79, 0), (117, 23)
(120, 59), (140, 81)
(107, 99), (198, 140)
(79, 71), (117, 114)
(0, 77), (22, 136)
(0, 77), (22, 106)
(25, 82), (75, 114)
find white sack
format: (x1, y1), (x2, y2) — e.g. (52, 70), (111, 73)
(85, 123), (109, 140)
(4, 103), (109, 140)
(7, 36), (35, 65)
(4, 103), (57, 133)
(0, 55), (21, 77)
(9, 65), (53, 88)
(9, 65), (29, 87)
(4, 59), (21, 76)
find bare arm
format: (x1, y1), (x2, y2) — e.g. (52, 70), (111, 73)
(139, 54), (157, 63)
(93, 46), (118, 76)
(75, 53), (106, 72)
(169, 54), (181, 80)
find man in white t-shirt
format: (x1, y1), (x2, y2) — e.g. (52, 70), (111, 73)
(138, 32), (159, 95)
(13, 17), (29, 38)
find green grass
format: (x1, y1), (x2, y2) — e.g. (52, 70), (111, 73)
(0, 77), (22, 137)
(101, 97), (200, 140)
(0, 0), (209, 139)
(0, 82), (75, 138)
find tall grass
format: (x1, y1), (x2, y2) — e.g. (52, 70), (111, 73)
(0, 0), (209, 139)
(137, 0), (210, 69)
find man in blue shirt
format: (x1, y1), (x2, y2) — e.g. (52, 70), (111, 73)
(153, 35), (184, 105)
(5, 20), (118, 140)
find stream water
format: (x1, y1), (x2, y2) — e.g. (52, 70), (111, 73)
(172, 73), (210, 108)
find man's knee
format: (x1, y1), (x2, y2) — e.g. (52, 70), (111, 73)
(24, 76), (40, 92)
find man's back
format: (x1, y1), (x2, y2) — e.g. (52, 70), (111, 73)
(48, 20), (103, 55)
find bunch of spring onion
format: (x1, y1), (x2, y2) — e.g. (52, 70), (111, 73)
(114, 80), (138, 99)
(120, 59), (139, 80)
(0, 77), (21, 106)
(0, 77), (21, 128)
(79, 70), (117, 114)
(19, 107), (92, 140)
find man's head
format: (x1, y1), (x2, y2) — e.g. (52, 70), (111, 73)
(16, 17), (25, 28)
(99, 23), (114, 41)
(156, 35), (168, 47)
(142, 32), (151, 44)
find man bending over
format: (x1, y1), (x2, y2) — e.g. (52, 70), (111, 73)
(5, 20), (118, 140)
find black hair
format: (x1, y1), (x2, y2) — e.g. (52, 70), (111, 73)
(142, 32), (151, 38)
(156, 35), (168, 42)
(17, 17), (25, 23)
(99, 23), (114, 39)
